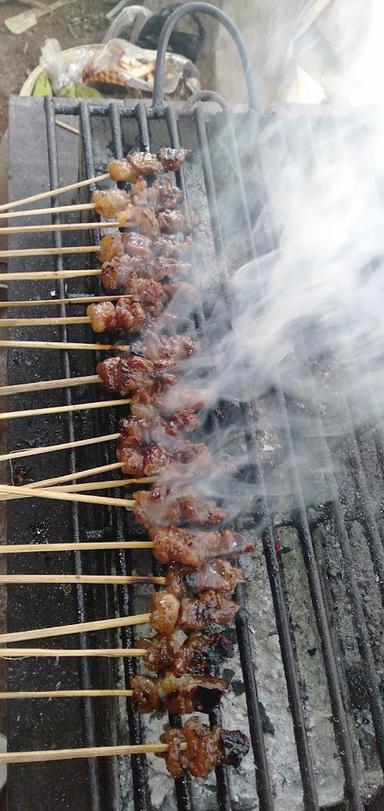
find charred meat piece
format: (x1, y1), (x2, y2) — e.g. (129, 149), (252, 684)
(87, 298), (147, 334)
(108, 153), (163, 182)
(157, 147), (191, 171)
(129, 387), (202, 431)
(166, 560), (243, 598)
(158, 716), (250, 779)
(96, 357), (176, 396)
(151, 591), (180, 636)
(93, 189), (131, 219)
(118, 416), (190, 450)
(131, 672), (226, 715)
(139, 631), (234, 676)
(131, 333), (198, 362)
(118, 204), (160, 237)
(101, 256), (150, 292)
(150, 589), (239, 635)
(116, 438), (211, 477)
(158, 209), (192, 234)
(98, 233), (153, 263)
(151, 527), (253, 567)
(153, 235), (193, 258)
(133, 486), (227, 529)
(156, 177), (183, 210)
(179, 590), (239, 632)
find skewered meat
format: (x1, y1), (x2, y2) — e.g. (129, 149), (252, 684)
(131, 333), (198, 362)
(131, 177), (183, 211)
(151, 527), (253, 567)
(139, 631), (234, 676)
(157, 209), (192, 234)
(118, 205), (160, 237)
(131, 672), (226, 715)
(118, 416), (193, 451)
(87, 298), (147, 333)
(152, 235), (193, 258)
(108, 153), (163, 183)
(179, 590), (240, 631)
(150, 589), (239, 635)
(165, 560), (243, 598)
(157, 147), (191, 172)
(96, 357), (176, 396)
(93, 189), (131, 219)
(133, 486), (227, 528)
(100, 233), (154, 263)
(116, 438), (211, 477)
(101, 255), (191, 291)
(158, 716), (250, 779)
(129, 387), (202, 431)
(151, 591), (180, 636)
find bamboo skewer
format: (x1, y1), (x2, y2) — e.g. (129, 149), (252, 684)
(0, 741), (187, 764)
(56, 119), (80, 136)
(0, 397), (130, 420)
(0, 202), (93, 220)
(0, 432), (120, 463)
(0, 612), (152, 644)
(0, 689), (134, 699)
(0, 575), (165, 586)
(0, 173), (109, 213)
(0, 541), (154, 555)
(0, 246), (100, 258)
(0, 295), (125, 308)
(0, 374), (100, 396)
(0, 315), (91, 327)
(24, 461), (123, 489)
(42, 479), (147, 494)
(0, 221), (119, 235)
(0, 648), (147, 658)
(0, 340), (124, 351)
(0, 484), (135, 509)
(0, 269), (100, 282)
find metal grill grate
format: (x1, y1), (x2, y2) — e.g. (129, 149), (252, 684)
(4, 6), (384, 810)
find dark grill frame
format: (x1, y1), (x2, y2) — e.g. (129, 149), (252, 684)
(5, 5), (384, 810)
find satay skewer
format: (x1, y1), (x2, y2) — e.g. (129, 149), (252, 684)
(0, 339), (124, 351)
(0, 484), (135, 509)
(0, 173), (110, 213)
(0, 221), (119, 235)
(0, 575), (165, 586)
(0, 202), (94, 220)
(0, 690), (134, 699)
(0, 246), (99, 258)
(0, 375), (100, 396)
(0, 397), (131, 421)
(0, 741), (185, 764)
(0, 542), (154, 555)
(0, 315), (91, 327)
(0, 612), (152, 644)
(0, 269), (99, 282)
(0, 647), (147, 657)
(0, 432), (120, 463)
(0, 295), (129, 308)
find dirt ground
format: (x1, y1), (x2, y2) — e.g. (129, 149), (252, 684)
(0, 0), (114, 135)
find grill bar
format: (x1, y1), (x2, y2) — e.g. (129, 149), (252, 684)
(44, 96), (102, 811)
(79, 98), (151, 811)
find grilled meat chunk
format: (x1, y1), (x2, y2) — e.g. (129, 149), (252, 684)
(131, 333), (198, 362)
(153, 235), (193, 258)
(116, 438), (211, 477)
(157, 147), (191, 171)
(93, 189), (131, 219)
(133, 486), (226, 529)
(166, 560), (243, 598)
(101, 255), (191, 291)
(131, 672), (226, 715)
(108, 153), (163, 183)
(150, 589), (239, 635)
(96, 357), (176, 396)
(158, 208), (192, 234)
(179, 590), (239, 631)
(158, 716), (250, 779)
(151, 591), (180, 636)
(129, 387), (202, 431)
(98, 233), (153, 263)
(151, 527), (253, 567)
(117, 204), (160, 237)
(139, 631), (234, 676)
(87, 298), (147, 333)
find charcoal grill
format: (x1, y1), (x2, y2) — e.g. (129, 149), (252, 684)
(4, 3), (384, 810)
